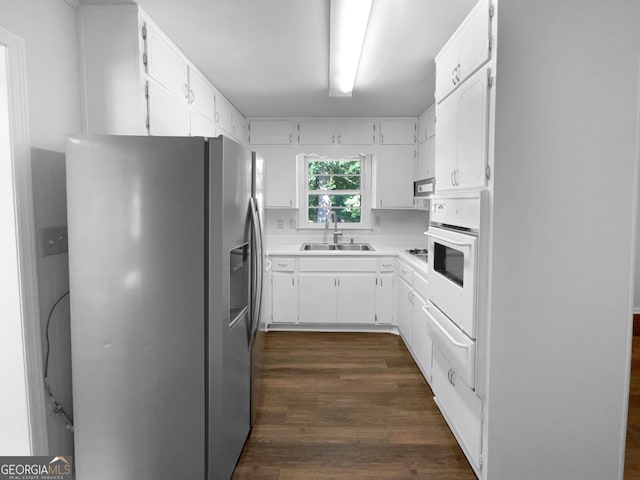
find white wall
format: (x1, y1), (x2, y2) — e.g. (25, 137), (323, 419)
(486, 1), (640, 479)
(0, 0), (82, 456)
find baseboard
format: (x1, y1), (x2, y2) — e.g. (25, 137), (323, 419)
(634, 314), (640, 337)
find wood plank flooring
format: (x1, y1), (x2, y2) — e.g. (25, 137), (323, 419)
(626, 335), (640, 479)
(233, 332), (475, 479)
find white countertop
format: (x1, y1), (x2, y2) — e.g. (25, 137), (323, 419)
(267, 242), (429, 276)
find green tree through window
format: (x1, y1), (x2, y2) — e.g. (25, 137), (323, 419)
(306, 158), (362, 224)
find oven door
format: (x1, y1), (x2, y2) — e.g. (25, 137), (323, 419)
(426, 226), (478, 338)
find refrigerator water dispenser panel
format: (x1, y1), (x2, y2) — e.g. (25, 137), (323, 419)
(229, 242), (249, 327)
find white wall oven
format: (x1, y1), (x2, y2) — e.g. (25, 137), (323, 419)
(425, 191), (487, 389)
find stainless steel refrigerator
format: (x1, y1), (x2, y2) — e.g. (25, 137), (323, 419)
(66, 134), (265, 480)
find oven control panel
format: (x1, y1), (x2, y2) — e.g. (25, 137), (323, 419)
(430, 191), (487, 230)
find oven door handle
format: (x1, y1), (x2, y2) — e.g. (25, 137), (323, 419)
(425, 231), (473, 249)
(424, 304), (469, 349)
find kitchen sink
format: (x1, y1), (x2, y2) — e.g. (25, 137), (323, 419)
(300, 243), (374, 251)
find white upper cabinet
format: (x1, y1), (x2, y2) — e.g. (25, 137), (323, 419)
(298, 120), (337, 145)
(249, 120), (293, 145)
(435, 0), (493, 104)
(435, 67), (489, 192)
(190, 109), (216, 138)
(79, 4), (243, 141)
(144, 21), (189, 102)
(337, 120), (375, 145)
(418, 105), (435, 143)
(188, 67), (216, 122)
(257, 145), (297, 208)
(380, 119), (417, 145)
(214, 92), (233, 136)
(375, 145), (416, 208)
(146, 80), (190, 136)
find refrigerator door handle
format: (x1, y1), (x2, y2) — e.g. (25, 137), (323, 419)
(248, 197), (264, 350)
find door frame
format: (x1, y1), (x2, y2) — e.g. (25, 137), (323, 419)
(0, 26), (48, 455)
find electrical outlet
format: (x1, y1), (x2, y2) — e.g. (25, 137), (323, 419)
(374, 216), (381, 227)
(288, 218), (296, 229)
(277, 219), (284, 229)
(41, 225), (68, 257)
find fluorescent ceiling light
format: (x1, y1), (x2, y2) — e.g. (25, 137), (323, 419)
(329, 0), (373, 97)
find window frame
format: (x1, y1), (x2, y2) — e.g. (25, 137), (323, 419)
(296, 153), (372, 230)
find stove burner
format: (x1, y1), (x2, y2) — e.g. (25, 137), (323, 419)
(407, 248), (428, 262)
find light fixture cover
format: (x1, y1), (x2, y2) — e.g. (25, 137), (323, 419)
(329, 0), (373, 97)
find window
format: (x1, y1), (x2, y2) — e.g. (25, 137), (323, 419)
(298, 154), (371, 229)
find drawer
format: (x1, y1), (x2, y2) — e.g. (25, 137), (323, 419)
(432, 347), (482, 471)
(397, 261), (414, 285)
(298, 257), (377, 272)
(378, 257), (395, 273)
(271, 257), (296, 272)
(424, 300), (475, 388)
(413, 272), (428, 299)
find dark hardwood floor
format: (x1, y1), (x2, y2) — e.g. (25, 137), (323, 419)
(233, 332), (475, 479)
(626, 330), (640, 479)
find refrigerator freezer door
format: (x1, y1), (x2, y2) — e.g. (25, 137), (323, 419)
(66, 135), (207, 480)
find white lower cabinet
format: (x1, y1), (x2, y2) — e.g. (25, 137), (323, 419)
(299, 274), (377, 324)
(396, 276), (413, 345)
(375, 273), (393, 324)
(271, 273), (298, 323)
(411, 293), (432, 382)
(298, 274), (336, 323)
(271, 257), (298, 324)
(432, 347), (482, 472)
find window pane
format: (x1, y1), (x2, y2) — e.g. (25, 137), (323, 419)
(308, 175), (360, 191)
(308, 160), (360, 176)
(307, 194), (361, 224)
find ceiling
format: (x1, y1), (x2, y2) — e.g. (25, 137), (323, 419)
(80, 0), (477, 117)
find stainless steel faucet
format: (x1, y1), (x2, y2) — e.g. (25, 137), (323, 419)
(326, 210), (343, 244)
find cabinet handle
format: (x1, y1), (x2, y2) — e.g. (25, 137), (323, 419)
(214, 112), (220, 123)
(334, 278), (337, 287)
(456, 64), (461, 83)
(454, 169), (460, 186)
(278, 263), (287, 268)
(292, 277), (295, 286)
(189, 90), (195, 103)
(289, 133), (292, 143)
(381, 133), (384, 144)
(331, 134), (335, 144)
(338, 134), (341, 144)
(450, 170), (455, 186)
(289, 198), (293, 207)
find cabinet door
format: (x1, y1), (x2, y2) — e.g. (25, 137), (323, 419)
(380, 119), (416, 145)
(147, 81), (190, 136)
(298, 120), (337, 145)
(396, 278), (413, 346)
(144, 22), (189, 102)
(214, 91), (234, 135)
(337, 120), (375, 145)
(298, 274), (336, 323)
(418, 106), (435, 143)
(457, 0), (492, 85)
(435, 39), (459, 104)
(258, 145), (297, 208)
(411, 294), (432, 382)
(231, 108), (246, 144)
(190, 110), (216, 137)
(376, 274), (393, 324)
(249, 120), (293, 145)
(271, 274), (298, 323)
(434, 91), (457, 192)
(376, 145), (415, 208)
(336, 276), (376, 324)
(455, 68), (489, 189)
(188, 67), (215, 121)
